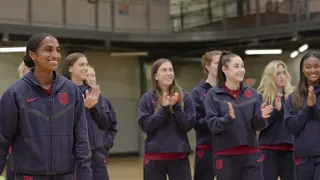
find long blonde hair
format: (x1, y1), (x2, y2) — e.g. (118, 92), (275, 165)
(17, 61), (30, 78)
(151, 58), (184, 112)
(257, 60), (294, 105)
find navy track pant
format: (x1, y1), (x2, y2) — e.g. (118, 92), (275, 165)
(214, 152), (264, 180)
(193, 148), (215, 180)
(143, 155), (192, 180)
(261, 149), (295, 180)
(6, 154), (15, 180)
(91, 148), (109, 180)
(295, 156), (320, 180)
(14, 172), (74, 180)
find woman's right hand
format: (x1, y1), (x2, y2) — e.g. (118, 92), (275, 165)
(261, 102), (274, 119)
(307, 86), (316, 107)
(228, 102), (235, 120)
(83, 86), (100, 109)
(162, 92), (170, 107)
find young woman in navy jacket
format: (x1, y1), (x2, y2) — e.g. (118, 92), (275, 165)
(0, 33), (92, 180)
(204, 51), (273, 180)
(60, 52), (112, 180)
(86, 65), (118, 179)
(284, 52), (320, 180)
(257, 60), (295, 180)
(138, 58), (196, 180)
(191, 50), (221, 180)
(6, 61), (31, 180)
(87, 65), (117, 157)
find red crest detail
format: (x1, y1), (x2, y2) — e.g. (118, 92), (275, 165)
(216, 159), (223, 169)
(24, 176), (33, 180)
(244, 89), (252, 98)
(144, 158), (150, 165)
(257, 154), (265, 162)
(59, 93), (68, 105)
(197, 150), (204, 158)
(295, 158), (301, 165)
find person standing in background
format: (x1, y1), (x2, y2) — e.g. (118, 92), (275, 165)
(86, 64), (117, 180)
(60, 52), (112, 180)
(138, 58), (196, 180)
(191, 50), (221, 180)
(17, 61), (31, 78)
(257, 60), (295, 180)
(204, 51), (273, 180)
(284, 52), (320, 180)
(5, 61), (32, 180)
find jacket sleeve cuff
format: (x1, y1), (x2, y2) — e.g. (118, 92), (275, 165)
(221, 113), (234, 124)
(89, 105), (99, 114)
(302, 103), (314, 113)
(158, 105), (170, 115)
(172, 103), (182, 112)
(271, 108), (281, 117)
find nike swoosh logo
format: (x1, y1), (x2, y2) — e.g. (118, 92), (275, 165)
(27, 98), (37, 102)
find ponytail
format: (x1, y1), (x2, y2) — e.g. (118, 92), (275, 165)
(23, 54), (35, 68)
(216, 50), (240, 87)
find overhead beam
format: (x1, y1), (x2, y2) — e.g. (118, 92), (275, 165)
(0, 23), (111, 41)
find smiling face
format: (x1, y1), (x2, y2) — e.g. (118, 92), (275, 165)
(29, 36), (61, 71)
(155, 61), (174, 88)
(69, 56), (89, 81)
(302, 56), (320, 85)
(222, 56), (246, 84)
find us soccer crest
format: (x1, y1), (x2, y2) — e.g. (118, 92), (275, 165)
(58, 93), (68, 105)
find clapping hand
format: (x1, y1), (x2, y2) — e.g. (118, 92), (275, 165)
(307, 86), (316, 107)
(261, 102), (274, 119)
(274, 93), (283, 111)
(83, 85), (100, 109)
(228, 102), (235, 120)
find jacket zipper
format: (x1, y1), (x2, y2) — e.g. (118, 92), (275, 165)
(48, 95), (53, 174)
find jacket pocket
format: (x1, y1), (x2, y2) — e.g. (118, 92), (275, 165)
(52, 135), (74, 173)
(12, 136), (51, 174)
(104, 134), (113, 150)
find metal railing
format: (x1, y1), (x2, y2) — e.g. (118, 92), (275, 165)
(170, 0), (319, 32)
(0, 0), (171, 34)
(0, 0), (318, 34)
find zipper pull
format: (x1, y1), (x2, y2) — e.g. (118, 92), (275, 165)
(48, 97), (52, 108)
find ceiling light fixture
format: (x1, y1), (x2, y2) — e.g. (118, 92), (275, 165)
(245, 49), (282, 55)
(298, 44), (309, 52)
(0, 47), (26, 53)
(290, 51), (299, 58)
